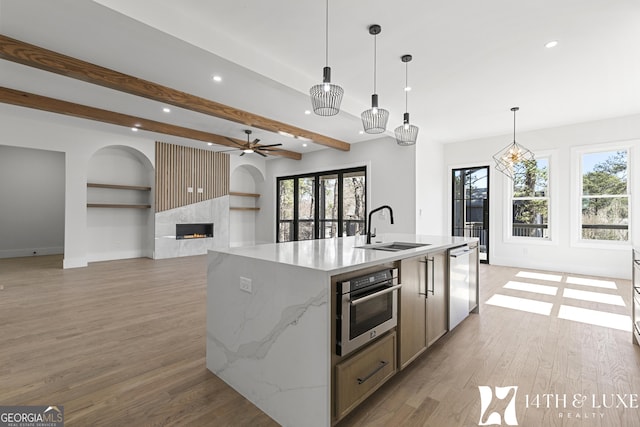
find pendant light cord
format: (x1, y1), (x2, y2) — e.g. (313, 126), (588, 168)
(405, 61), (408, 112)
(373, 33), (377, 94)
(513, 108), (517, 142)
(325, 0), (329, 67)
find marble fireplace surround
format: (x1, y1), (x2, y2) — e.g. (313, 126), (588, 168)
(155, 196), (229, 259)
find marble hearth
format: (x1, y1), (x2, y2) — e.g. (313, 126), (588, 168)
(155, 196), (229, 259)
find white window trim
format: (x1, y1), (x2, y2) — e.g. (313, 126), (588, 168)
(571, 142), (633, 250)
(503, 150), (558, 245)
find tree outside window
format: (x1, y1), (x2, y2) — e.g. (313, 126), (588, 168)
(581, 150), (629, 241)
(511, 158), (549, 238)
(277, 167), (366, 242)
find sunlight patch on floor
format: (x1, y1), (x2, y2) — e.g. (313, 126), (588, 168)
(566, 276), (617, 290)
(562, 288), (626, 307)
(516, 271), (562, 282)
(504, 280), (558, 296)
(486, 294), (553, 315)
(557, 305), (631, 332)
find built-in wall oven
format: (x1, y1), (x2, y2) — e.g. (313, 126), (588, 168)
(336, 268), (400, 356)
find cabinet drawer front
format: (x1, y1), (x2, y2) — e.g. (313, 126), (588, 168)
(335, 331), (397, 419)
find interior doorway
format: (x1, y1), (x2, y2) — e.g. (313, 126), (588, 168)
(452, 166), (489, 263)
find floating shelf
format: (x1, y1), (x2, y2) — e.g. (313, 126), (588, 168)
(230, 207), (260, 211)
(229, 191), (260, 198)
(87, 203), (151, 209)
(87, 183), (152, 191)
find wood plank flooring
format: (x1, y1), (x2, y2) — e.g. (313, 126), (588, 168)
(1, 255), (639, 426)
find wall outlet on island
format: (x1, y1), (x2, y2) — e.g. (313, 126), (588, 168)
(240, 277), (252, 294)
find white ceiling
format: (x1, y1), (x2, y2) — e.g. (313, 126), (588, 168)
(1, 0), (639, 157)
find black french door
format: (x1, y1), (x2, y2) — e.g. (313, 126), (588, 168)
(452, 166), (489, 263)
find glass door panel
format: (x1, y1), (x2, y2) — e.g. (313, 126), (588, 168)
(319, 174), (339, 238)
(452, 166), (489, 263)
(342, 170), (366, 236)
(278, 179), (294, 242)
(297, 177), (315, 240)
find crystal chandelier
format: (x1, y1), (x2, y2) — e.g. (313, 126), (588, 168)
(309, 0), (343, 116)
(394, 54), (418, 145)
(492, 107), (534, 179)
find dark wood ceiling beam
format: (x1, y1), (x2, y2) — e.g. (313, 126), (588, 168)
(0, 34), (350, 152)
(0, 87), (302, 160)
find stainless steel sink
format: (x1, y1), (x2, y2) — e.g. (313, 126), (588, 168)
(356, 241), (431, 252)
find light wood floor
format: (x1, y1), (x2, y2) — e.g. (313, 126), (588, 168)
(1, 255), (639, 427)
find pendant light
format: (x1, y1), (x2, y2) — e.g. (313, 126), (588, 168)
(309, 0), (343, 116)
(394, 54), (419, 145)
(361, 24), (389, 133)
(492, 107), (535, 179)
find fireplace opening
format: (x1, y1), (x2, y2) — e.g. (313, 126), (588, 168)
(176, 223), (213, 240)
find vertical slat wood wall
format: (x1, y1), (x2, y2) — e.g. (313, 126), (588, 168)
(155, 142), (229, 212)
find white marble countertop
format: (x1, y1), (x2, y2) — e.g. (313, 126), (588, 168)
(211, 233), (477, 275)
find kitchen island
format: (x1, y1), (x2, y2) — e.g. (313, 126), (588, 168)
(206, 234), (477, 426)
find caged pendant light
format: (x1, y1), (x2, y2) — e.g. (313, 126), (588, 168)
(394, 54), (419, 145)
(492, 107), (535, 179)
(361, 24), (389, 133)
(309, 0), (344, 116)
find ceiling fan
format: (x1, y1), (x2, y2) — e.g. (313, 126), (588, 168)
(221, 129), (283, 157)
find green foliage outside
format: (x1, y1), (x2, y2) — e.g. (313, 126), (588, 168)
(581, 150), (628, 240)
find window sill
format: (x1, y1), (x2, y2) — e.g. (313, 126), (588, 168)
(571, 240), (631, 251)
(504, 237), (557, 246)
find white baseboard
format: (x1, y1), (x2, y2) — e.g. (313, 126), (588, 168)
(0, 246), (64, 259)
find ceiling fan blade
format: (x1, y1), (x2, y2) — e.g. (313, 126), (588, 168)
(259, 148), (283, 152)
(257, 143), (283, 148)
(239, 152), (245, 156)
(224, 136), (248, 148)
(253, 138), (260, 145)
(255, 150), (267, 157)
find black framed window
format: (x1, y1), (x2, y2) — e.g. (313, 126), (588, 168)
(277, 167), (366, 242)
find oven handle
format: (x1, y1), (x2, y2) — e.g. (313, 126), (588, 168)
(350, 284), (402, 306)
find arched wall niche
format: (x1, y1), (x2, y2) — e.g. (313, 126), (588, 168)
(86, 145), (154, 262)
(230, 163), (265, 246)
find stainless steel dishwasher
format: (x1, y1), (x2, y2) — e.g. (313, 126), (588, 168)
(449, 245), (471, 330)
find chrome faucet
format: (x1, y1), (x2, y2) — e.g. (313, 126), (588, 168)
(366, 205), (394, 244)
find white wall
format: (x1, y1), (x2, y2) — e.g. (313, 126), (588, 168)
(0, 105), (155, 268)
(256, 136), (416, 244)
(0, 145), (65, 258)
(444, 114), (640, 279)
(415, 139), (446, 236)
(87, 146), (154, 262)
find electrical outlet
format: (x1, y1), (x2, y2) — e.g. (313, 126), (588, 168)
(187, 187), (193, 193)
(197, 187), (203, 194)
(240, 277), (252, 293)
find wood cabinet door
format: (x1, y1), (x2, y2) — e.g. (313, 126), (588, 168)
(398, 256), (427, 369)
(426, 251), (448, 347)
(335, 331), (397, 421)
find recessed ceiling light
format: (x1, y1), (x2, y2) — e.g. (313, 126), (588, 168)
(302, 143), (308, 147)
(163, 107), (171, 113)
(359, 130), (364, 135)
(278, 131), (294, 138)
(404, 86), (412, 92)
(296, 135), (311, 141)
(212, 75), (222, 82)
(304, 110), (311, 115)
(131, 127), (138, 132)
(207, 142), (213, 146)
(545, 40), (558, 49)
